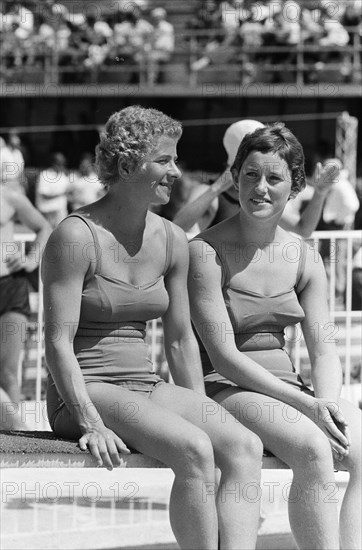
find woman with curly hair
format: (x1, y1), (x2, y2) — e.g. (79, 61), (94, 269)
(43, 105), (264, 550)
(188, 123), (361, 550)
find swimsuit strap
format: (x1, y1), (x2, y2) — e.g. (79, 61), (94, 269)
(295, 238), (308, 293)
(190, 236), (229, 288)
(161, 217), (174, 277)
(65, 213), (102, 278)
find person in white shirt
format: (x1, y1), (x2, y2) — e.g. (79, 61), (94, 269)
(317, 159), (360, 307)
(0, 134), (26, 194)
(36, 152), (71, 228)
(68, 153), (104, 211)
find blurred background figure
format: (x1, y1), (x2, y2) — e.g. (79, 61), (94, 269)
(36, 152), (71, 228)
(0, 132), (26, 194)
(148, 7), (175, 84)
(111, 4), (153, 82)
(321, 159), (360, 230)
(0, 182), (50, 430)
(68, 153), (104, 211)
(316, 158), (360, 308)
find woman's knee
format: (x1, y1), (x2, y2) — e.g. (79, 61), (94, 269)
(171, 432), (215, 477)
(217, 428), (263, 471)
(231, 430), (263, 462)
(290, 432), (333, 470)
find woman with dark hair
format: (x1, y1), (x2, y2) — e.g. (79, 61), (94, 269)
(43, 105), (264, 550)
(188, 123), (361, 550)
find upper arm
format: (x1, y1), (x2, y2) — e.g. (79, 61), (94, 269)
(162, 224), (193, 342)
(42, 219), (92, 349)
(298, 245), (338, 362)
(188, 239), (236, 359)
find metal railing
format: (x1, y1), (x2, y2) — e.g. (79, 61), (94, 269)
(287, 230), (362, 404)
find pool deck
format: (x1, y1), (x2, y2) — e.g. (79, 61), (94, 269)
(1, 467), (349, 550)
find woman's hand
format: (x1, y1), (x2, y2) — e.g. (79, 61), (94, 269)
(314, 161), (340, 197)
(6, 251), (38, 273)
(79, 425), (131, 470)
(304, 398), (351, 459)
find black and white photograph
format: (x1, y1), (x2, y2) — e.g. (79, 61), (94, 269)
(0, 1), (361, 549)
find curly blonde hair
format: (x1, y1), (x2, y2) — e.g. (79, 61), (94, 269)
(95, 105), (182, 188)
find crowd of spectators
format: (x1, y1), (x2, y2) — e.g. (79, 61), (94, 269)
(189, 0), (362, 83)
(0, 0), (361, 85)
(0, 0), (175, 84)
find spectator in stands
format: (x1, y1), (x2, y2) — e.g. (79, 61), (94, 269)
(3, 1), (34, 39)
(238, 6), (267, 82)
(36, 152), (71, 228)
(187, 0), (222, 34)
(173, 119), (337, 239)
(340, 0), (362, 43)
(188, 122), (362, 550)
(262, 3), (301, 81)
(43, 0), (69, 23)
(83, 34), (110, 74)
(43, 105), (264, 549)
(109, 5), (153, 82)
(38, 13), (57, 49)
(319, 19), (350, 48)
(218, 0), (245, 33)
(68, 153), (104, 211)
(310, 2), (351, 81)
(148, 7), (175, 84)
(0, 182), (50, 430)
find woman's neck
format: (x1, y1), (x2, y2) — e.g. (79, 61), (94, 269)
(235, 212), (280, 248)
(97, 187), (149, 235)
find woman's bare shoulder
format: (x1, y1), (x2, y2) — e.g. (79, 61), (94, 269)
(51, 214), (94, 241)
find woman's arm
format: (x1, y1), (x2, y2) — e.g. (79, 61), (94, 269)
(298, 246), (343, 401)
(162, 224), (205, 393)
(8, 190), (51, 273)
(42, 219), (129, 467)
(188, 238), (349, 449)
(298, 245), (351, 453)
(173, 170), (233, 232)
(279, 162), (337, 238)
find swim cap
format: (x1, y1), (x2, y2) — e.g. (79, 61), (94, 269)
(223, 120), (264, 165)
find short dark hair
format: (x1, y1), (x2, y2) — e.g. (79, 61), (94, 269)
(231, 122), (306, 195)
(95, 105), (182, 188)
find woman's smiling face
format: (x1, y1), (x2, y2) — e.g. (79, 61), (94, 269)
(131, 135), (182, 205)
(237, 150), (293, 218)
